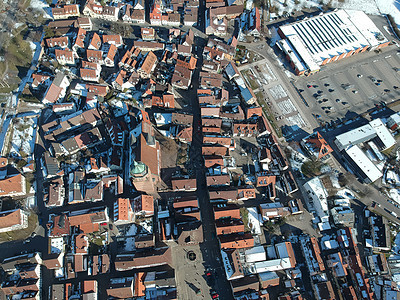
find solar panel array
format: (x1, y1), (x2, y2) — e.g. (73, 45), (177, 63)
(292, 13), (359, 55)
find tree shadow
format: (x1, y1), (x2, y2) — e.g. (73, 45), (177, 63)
(16, 65), (30, 81)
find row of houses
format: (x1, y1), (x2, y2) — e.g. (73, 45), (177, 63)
(52, 0), (199, 27)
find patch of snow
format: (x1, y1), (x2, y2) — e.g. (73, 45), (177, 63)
(337, 189), (356, 200)
(50, 237), (64, 254)
(247, 207), (262, 235)
(389, 189), (400, 204)
(330, 174), (340, 189)
(29, 41), (37, 52)
(14, 23), (25, 29)
(271, 0), (320, 16)
(9, 117), (37, 159)
(55, 268), (64, 278)
(29, 0), (52, 18)
(246, 0), (253, 10)
(139, 218), (153, 234)
(26, 196), (35, 208)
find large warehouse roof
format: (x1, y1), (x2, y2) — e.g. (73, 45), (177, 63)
(369, 118), (396, 150)
(334, 123), (376, 151)
(345, 145), (383, 183)
(279, 9), (387, 71)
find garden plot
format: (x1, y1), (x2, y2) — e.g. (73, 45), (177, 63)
(255, 64), (277, 85)
(9, 117), (37, 159)
(286, 113), (307, 128)
(268, 84), (287, 100)
(276, 99), (297, 115)
(241, 69), (261, 90)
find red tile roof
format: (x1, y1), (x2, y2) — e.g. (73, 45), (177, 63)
(137, 134), (160, 177)
(116, 198), (130, 221)
(102, 34), (123, 45)
(89, 33), (102, 50)
(0, 174), (24, 197)
(0, 209), (24, 230)
(134, 195), (154, 215)
(87, 84), (108, 96)
(46, 36), (69, 48)
(80, 68), (98, 81)
(83, 280), (97, 294)
(52, 4), (79, 18)
(219, 233), (254, 249)
(86, 49), (103, 63)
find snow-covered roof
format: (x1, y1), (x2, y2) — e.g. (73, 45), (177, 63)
(334, 198), (350, 207)
(345, 145), (383, 183)
(154, 113), (172, 126)
(335, 123), (376, 151)
(303, 177), (328, 218)
(245, 246), (266, 263)
(275, 242), (289, 259)
(235, 77), (255, 103)
(389, 112), (400, 125)
(369, 118), (396, 150)
(278, 38), (309, 72)
(225, 62), (239, 81)
(252, 258), (293, 273)
(318, 221), (331, 231)
(322, 240), (339, 250)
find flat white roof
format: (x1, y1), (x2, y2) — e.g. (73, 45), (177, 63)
(369, 118), (396, 150)
(253, 258), (292, 273)
(303, 177), (328, 217)
(389, 112), (400, 124)
(279, 9), (388, 71)
(278, 39), (309, 72)
(335, 123), (376, 150)
(245, 246), (266, 263)
(345, 145), (383, 183)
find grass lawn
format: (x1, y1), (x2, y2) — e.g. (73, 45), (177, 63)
(5, 36), (33, 68)
(0, 212), (37, 243)
(256, 91), (283, 138)
(241, 69), (260, 91)
(240, 207), (250, 232)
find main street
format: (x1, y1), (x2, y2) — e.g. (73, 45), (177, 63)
(187, 35), (234, 300)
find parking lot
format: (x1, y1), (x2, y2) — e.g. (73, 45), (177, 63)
(294, 46), (400, 125)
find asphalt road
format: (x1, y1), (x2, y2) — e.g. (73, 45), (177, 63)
(188, 36), (234, 300)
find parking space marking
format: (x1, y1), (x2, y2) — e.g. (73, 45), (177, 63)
(373, 59), (400, 90)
